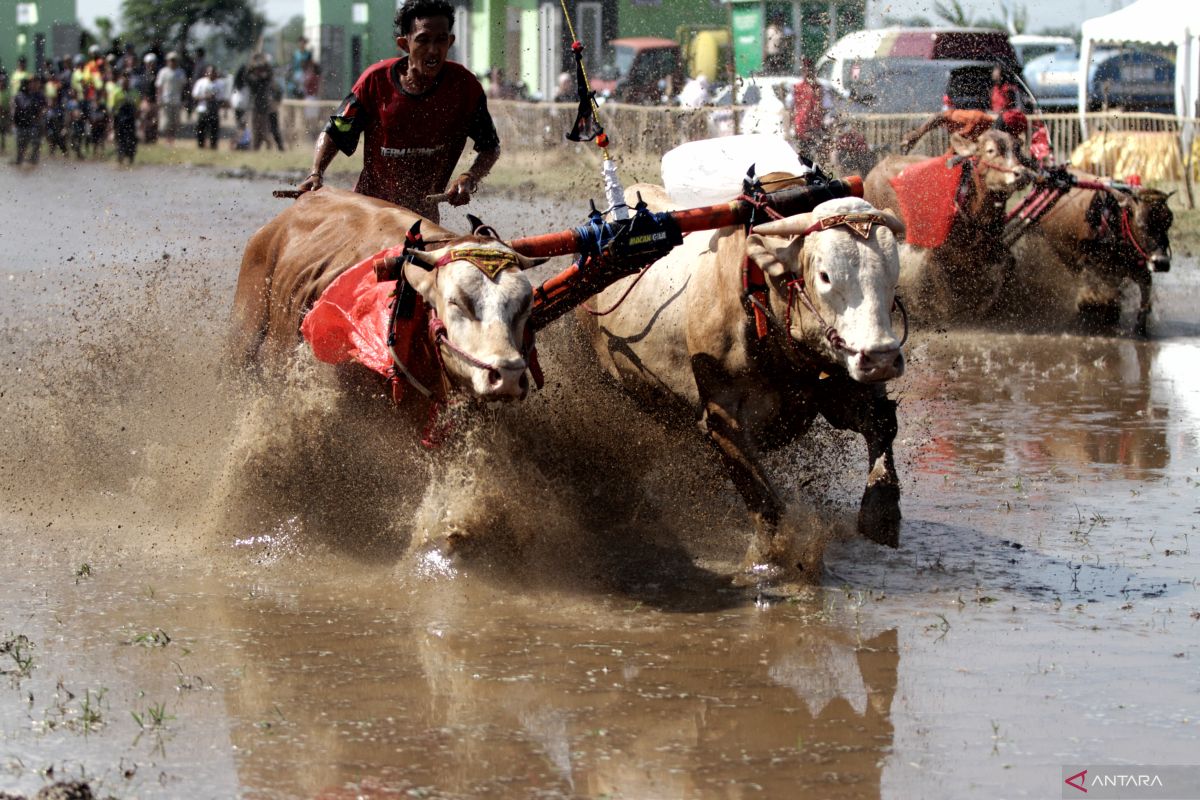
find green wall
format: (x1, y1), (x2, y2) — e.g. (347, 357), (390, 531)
(0, 0), (78, 74)
(616, 0), (725, 39)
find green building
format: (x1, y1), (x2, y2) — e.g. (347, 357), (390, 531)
(729, 0), (865, 76)
(306, 0), (727, 100)
(0, 0), (79, 75)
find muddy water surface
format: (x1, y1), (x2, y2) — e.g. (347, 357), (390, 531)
(1, 164), (1198, 799)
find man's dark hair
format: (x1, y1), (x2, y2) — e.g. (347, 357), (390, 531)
(395, 0), (455, 37)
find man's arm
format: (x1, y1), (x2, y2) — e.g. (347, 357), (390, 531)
(446, 146), (500, 206)
(297, 92), (365, 194)
(900, 112), (948, 155)
(297, 131), (340, 193)
(446, 94), (502, 206)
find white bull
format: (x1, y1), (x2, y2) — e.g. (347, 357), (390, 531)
(582, 192), (907, 574)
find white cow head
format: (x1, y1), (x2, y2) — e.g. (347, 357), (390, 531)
(403, 235), (538, 401)
(750, 197), (906, 383)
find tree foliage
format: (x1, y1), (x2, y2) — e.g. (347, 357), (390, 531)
(120, 0), (266, 51)
(932, 0), (974, 27)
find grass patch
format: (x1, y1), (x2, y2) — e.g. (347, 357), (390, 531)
(115, 139), (663, 202)
(1171, 206), (1200, 259)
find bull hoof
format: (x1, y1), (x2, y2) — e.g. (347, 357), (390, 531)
(1134, 312), (1151, 339)
(859, 482), (901, 548)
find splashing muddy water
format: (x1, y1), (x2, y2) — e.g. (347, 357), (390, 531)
(1, 164), (1198, 799)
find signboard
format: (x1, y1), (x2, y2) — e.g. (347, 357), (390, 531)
(352, 3), (369, 24)
(16, 3), (39, 26)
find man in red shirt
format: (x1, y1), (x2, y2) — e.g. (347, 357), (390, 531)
(297, 0), (500, 222)
(792, 58), (825, 156)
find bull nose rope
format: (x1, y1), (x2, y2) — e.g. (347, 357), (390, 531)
(1119, 207), (1153, 264)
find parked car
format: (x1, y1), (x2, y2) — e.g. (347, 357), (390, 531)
(827, 58), (1027, 114)
(1009, 34), (1075, 66)
(592, 37), (684, 105)
(1024, 47), (1175, 112)
(816, 27), (1020, 97)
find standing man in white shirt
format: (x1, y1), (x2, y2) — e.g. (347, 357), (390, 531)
(155, 52), (187, 145)
(192, 65), (224, 148)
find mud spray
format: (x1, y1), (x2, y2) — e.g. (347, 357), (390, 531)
(0, 247), (873, 593)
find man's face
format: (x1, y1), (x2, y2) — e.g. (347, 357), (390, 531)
(398, 15), (454, 81)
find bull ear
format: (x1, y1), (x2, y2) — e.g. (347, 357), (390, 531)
(751, 212), (816, 238)
(879, 208), (906, 238)
(402, 253), (437, 299)
(746, 232), (805, 279)
(404, 249), (438, 270)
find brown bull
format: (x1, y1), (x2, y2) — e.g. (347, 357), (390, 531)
(865, 129), (1030, 322)
(230, 188), (538, 405)
(1015, 172), (1173, 335)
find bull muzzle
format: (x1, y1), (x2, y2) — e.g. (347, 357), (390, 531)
(852, 346), (905, 383)
(1150, 253), (1170, 273)
(479, 357), (529, 401)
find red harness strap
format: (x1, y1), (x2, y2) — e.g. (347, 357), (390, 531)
(737, 193), (786, 339)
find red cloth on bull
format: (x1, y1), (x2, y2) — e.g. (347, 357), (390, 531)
(889, 156), (965, 248)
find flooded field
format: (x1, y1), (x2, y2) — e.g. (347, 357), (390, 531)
(1, 163), (1198, 799)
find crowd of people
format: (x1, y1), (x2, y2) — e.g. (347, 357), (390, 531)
(0, 42), (312, 167)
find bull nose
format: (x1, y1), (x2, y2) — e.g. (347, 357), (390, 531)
(856, 347), (905, 380)
(1151, 255), (1170, 273)
(483, 358), (528, 400)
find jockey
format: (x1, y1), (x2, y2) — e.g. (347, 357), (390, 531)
(296, 0), (500, 223)
(899, 107), (1050, 167)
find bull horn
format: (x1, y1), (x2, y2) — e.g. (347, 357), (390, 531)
(751, 212), (816, 237)
(514, 253), (548, 270)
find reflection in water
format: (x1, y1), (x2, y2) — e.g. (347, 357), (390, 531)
(208, 579), (899, 799)
(902, 333), (1183, 481)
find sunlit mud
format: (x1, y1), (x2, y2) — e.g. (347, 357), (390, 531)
(1, 164), (1197, 799)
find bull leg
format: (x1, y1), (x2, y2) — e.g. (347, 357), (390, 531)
(700, 399), (795, 568)
(1133, 270), (1153, 338)
(818, 380), (901, 547)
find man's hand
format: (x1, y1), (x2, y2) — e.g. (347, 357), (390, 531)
(297, 171), (324, 194)
(446, 173), (477, 207)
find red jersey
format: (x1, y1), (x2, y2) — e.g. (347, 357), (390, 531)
(327, 58), (499, 218)
(792, 79), (823, 142)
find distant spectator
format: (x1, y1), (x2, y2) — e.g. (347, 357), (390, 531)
(990, 63), (1018, 112)
(230, 63), (250, 149)
(193, 65), (223, 148)
(792, 58), (825, 156)
(89, 85), (110, 157)
(677, 74), (711, 108)
(139, 52), (159, 143)
(12, 57), (30, 92)
(289, 37), (313, 99)
(553, 71), (574, 103)
(0, 71), (11, 154)
(156, 51), (186, 145)
(112, 73), (139, 164)
(245, 53), (282, 150)
(44, 91), (68, 156)
(12, 76), (46, 166)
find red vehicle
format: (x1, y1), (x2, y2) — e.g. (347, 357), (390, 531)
(591, 37), (684, 105)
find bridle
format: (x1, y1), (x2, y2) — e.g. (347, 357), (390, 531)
(747, 212), (909, 359)
(385, 240), (540, 403)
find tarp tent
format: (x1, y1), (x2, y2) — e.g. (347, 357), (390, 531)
(1077, 0), (1200, 131)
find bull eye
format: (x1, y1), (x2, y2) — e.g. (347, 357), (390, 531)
(818, 271), (831, 285)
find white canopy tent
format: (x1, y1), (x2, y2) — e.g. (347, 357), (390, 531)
(1077, 0), (1200, 135)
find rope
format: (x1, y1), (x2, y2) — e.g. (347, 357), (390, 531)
(582, 264), (652, 316)
(1120, 207), (1152, 262)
